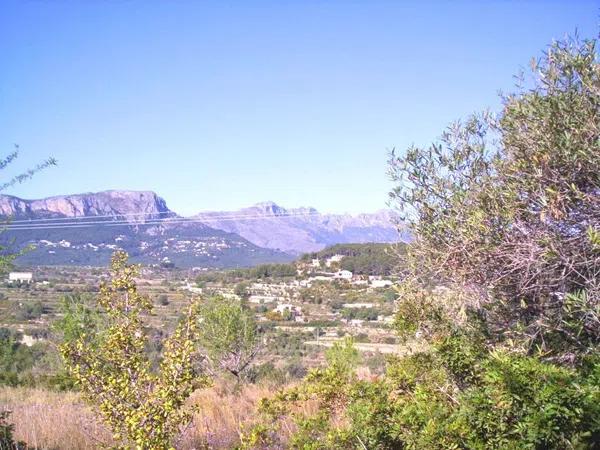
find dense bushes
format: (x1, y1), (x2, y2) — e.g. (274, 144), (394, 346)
(10, 301), (45, 322)
(302, 243), (403, 275)
(249, 333), (599, 449)
(0, 328), (47, 387)
(195, 262), (297, 285)
(340, 307), (379, 321)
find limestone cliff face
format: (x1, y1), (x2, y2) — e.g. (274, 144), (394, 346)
(0, 190), (172, 222)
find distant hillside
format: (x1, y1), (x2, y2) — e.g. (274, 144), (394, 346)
(0, 191), (292, 268)
(0, 191), (408, 267)
(300, 242), (404, 275)
(193, 201), (408, 254)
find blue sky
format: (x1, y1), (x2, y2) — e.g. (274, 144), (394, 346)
(0, 1), (597, 215)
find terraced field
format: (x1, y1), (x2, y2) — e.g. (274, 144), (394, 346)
(0, 268), (201, 336)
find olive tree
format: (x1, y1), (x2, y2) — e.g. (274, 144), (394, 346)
(389, 36), (600, 361)
(244, 36), (600, 450)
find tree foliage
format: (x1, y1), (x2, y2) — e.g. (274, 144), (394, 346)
(60, 251), (209, 449)
(0, 328), (46, 387)
(196, 295), (261, 381)
(0, 145), (56, 273)
(389, 36), (600, 360)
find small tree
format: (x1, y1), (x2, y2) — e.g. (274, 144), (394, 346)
(234, 282), (251, 300)
(324, 337), (360, 375)
(196, 296), (261, 381)
(61, 251), (209, 449)
(0, 146), (56, 273)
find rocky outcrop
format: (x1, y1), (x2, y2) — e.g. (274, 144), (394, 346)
(0, 190), (173, 223)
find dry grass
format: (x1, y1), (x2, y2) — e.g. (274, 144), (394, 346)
(0, 382), (283, 449)
(0, 387), (111, 450)
(180, 383), (275, 449)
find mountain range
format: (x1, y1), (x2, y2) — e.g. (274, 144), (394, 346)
(194, 201), (403, 254)
(0, 190), (404, 268)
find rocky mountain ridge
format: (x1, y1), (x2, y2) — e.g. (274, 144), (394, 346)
(194, 201), (405, 253)
(0, 191), (405, 265)
(0, 190), (172, 222)
(0, 191), (288, 268)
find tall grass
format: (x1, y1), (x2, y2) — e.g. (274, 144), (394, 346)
(0, 383), (280, 449)
(0, 387), (109, 450)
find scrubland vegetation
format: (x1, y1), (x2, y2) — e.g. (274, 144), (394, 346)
(1, 35), (599, 449)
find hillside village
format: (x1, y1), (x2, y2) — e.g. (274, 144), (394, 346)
(0, 243), (403, 377)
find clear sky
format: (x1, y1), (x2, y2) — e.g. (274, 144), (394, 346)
(0, 1), (597, 215)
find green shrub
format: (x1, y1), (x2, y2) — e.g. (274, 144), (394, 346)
(12, 301), (45, 321)
(60, 251), (209, 449)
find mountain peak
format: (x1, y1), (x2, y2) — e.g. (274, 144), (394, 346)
(252, 201), (287, 216)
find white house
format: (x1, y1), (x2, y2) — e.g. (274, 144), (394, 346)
(311, 258), (321, 268)
(333, 269), (353, 280)
(343, 302), (374, 309)
(371, 279), (393, 288)
(8, 272), (33, 283)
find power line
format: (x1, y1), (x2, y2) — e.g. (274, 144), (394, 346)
(1, 211), (328, 231)
(2, 210), (179, 224)
(4, 211), (324, 228)
(1, 208), (324, 225)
